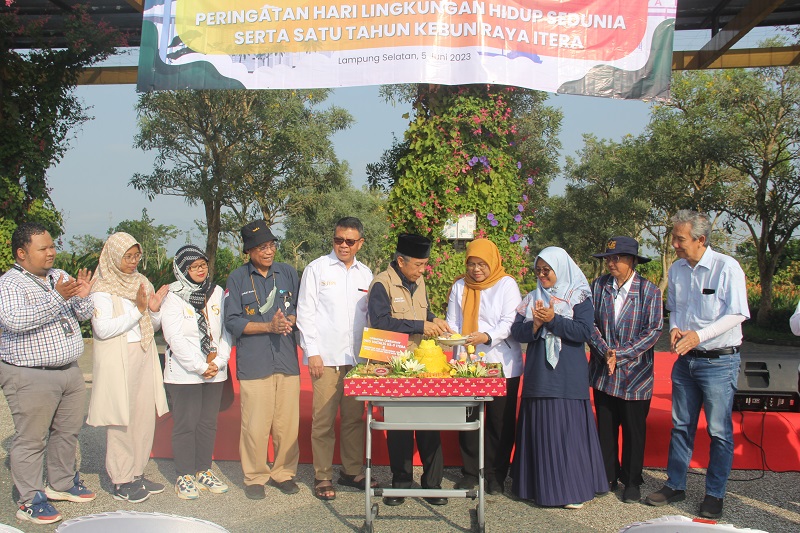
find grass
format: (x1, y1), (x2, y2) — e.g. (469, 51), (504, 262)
(742, 322), (800, 346)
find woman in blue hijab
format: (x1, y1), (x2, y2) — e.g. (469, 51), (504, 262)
(510, 247), (607, 508)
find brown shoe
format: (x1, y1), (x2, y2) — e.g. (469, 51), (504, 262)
(645, 486), (685, 507)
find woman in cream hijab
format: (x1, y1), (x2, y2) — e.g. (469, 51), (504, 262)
(445, 238), (523, 495)
(88, 232), (169, 504)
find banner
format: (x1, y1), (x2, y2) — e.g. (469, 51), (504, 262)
(138, 0), (676, 99)
(358, 328), (409, 362)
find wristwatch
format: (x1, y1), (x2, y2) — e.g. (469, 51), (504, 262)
(483, 332), (492, 346)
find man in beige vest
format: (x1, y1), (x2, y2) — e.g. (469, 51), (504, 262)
(367, 233), (452, 506)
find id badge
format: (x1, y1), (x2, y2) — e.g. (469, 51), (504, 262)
(59, 317), (75, 337)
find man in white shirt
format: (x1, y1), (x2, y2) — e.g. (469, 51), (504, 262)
(296, 217), (374, 500)
(645, 210), (749, 519)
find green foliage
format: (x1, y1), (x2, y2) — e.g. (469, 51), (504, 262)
(385, 85), (560, 313)
(282, 185), (390, 273)
(132, 89), (352, 274)
(213, 246), (244, 285)
(0, 4), (124, 272)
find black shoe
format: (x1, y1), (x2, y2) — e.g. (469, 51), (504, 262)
(244, 484), (265, 500)
(112, 481), (150, 503)
(609, 480), (619, 491)
(622, 485), (641, 503)
(268, 478), (299, 495)
(645, 486), (686, 507)
(423, 497), (448, 506)
(136, 475), (165, 494)
(454, 475), (478, 490)
(699, 495), (724, 518)
(486, 478), (504, 495)
(382, 496), (405, 506)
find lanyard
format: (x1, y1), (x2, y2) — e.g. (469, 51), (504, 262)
(12, 264), (55, 293)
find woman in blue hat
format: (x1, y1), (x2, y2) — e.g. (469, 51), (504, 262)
(588, 237), (663, 504)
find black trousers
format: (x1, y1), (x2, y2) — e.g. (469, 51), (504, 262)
(593, 388), (651, 487)
(386, 430), (443, 489)
(166, 381), (225, 477)
(459, 376), (520, 484)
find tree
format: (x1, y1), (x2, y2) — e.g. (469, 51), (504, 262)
(282, 184), (390, 272)
(384, 84), (561, 311)
(132, 89), (352, 275)
(67, 234), (105, 256)
(0, 3), (124, 271)
(111, 209), (179, 271)
(529, 135), (648, 280)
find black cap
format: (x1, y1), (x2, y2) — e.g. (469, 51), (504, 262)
(592, 236), (651, 263)
(396, 233), (431, 259)
(241, 220), (277, 252)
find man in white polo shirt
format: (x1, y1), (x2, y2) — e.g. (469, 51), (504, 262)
(297, 217), (375, 500)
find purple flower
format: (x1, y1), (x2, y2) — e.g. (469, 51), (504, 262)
(510, 234), (521, 243)
(514, 214), (522, 222)
(487, 213), (495, 220)
(522, 194), (528, 201)
(527, 177), (534, 185)
(516, 161), (522, 169)
(518, 204), (524, 212)
(490, 219), (499, 227)
(469, 156), (479, 167)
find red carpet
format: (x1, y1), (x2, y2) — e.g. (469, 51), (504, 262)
(152, 350), (800, 472)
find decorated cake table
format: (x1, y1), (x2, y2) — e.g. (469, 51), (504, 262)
(345, 337), (502, 533)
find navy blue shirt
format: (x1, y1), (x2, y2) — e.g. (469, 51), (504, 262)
(511, 298), (594, 400)
(224, 261), (299, 380)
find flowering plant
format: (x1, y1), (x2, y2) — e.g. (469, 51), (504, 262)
(388, 351), (426, 376)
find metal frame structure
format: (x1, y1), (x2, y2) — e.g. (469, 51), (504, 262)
(357, 396), (493, 533)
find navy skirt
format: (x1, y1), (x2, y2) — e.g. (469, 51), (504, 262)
(511, 397), (608, 506)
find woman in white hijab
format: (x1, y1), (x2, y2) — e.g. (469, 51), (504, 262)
(88, 232), (169, 504)
(510, 247), (607, 509)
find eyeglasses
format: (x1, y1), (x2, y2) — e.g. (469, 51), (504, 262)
(122, 253), (143, 263)
(604, 255), (626, 263)
(188, 262), (209, 273)
(253, 241), (277, 252)
(466, 262), (489, 270)
(333, 237), (362, 247)
(534, 267), (552, 276)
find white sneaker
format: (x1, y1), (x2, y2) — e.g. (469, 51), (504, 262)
(175, 475), (200, 500)
(564, 502), (585, 509)
(195, 470), (229, 494)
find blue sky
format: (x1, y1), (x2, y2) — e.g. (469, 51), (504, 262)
(47, 29), (772, 251)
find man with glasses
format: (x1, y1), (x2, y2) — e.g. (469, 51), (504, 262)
(0, 222), (96, 524)
(645, 211), (749, 519)
(296, 217), (374, 500)
(224, 220), (300, 500)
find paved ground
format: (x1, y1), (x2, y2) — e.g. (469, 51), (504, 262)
(0, 337), (798, 532)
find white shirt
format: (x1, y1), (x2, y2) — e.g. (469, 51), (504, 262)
(91, 292), (162, 342)
(161, 286), (231, 384)
(667, 246), (750, 350)
(445, 276), (524, 378)
(297, 252), (373, 367)
(613, 274), (635, 327)
(790, 300), (800, 336)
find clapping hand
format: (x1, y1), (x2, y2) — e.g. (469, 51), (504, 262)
(149, 285), (169, 312)
(74, 268), (95, 298)
(270, 308), (293, 336)
(54, 274), (81, 301)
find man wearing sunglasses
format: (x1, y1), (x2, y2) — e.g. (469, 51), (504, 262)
(296, 217), (375, 501)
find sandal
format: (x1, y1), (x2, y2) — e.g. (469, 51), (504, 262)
(314, 479), (336, 501)
(338, 473), (379, 491)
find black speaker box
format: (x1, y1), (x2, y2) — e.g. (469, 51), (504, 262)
(734, 353), (800, 412)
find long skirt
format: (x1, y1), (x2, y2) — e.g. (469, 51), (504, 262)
(512, 397), (608, 506)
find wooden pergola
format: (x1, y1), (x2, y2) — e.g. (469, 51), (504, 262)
(7, 0), (800, 85)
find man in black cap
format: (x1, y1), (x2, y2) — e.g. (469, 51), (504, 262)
(224, 220), (300, 500)
(367, 233), (453, 506)
(588, 236), (663, 504)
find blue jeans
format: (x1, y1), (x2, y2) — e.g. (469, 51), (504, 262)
(666, 352), (740, 498)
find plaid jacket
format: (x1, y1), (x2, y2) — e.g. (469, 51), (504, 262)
(589, 272), (663, 400)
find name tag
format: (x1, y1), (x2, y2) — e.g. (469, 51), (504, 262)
(393, 297), (405, 303)
(320, 280), (336, 287)
(59, 317), (75, 337)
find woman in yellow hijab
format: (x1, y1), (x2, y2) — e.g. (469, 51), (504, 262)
(445, 238), (523, 495)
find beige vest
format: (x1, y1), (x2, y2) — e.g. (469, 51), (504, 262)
(370, 266), (429, 350)
(87, 294), (169, 427)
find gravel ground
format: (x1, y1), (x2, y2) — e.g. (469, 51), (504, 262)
(0, 339), (798, 532)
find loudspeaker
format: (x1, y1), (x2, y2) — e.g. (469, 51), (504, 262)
(734, 353), (800, 412)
